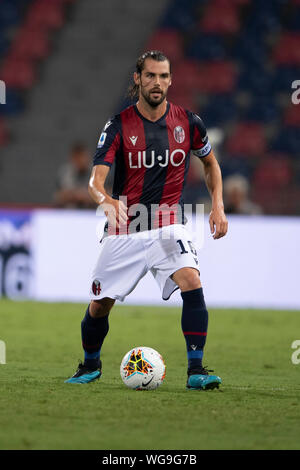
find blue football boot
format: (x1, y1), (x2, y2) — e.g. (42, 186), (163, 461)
(65, 361), (102, 384)
(187, 366), (221, 390)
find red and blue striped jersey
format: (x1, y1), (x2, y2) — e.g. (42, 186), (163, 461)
(93, 102), (212, 230)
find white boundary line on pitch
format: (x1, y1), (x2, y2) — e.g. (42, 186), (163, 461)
(224, 386), (298, 392)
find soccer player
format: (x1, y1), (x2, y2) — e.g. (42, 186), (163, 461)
(65, 51), (228, 389)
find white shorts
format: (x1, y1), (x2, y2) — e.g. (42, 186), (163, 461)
(90, 224), (199, 302)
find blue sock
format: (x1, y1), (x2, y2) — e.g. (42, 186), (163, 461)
(181, 288), (208, 372)
(81, 305), (109, 369)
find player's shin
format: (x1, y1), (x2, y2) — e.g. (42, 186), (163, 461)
(181, 288), (208, 372)
(81, 305), (109, 370)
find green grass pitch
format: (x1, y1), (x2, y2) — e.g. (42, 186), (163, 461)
(0, 300), (300, 450)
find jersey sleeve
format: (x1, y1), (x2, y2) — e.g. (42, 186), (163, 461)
(190, 112), (212, 158)
(93, 116), (121, 167)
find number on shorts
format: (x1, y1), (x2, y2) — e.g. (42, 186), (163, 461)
(176, 239), (198, 257)
(176, 239), (189, 254)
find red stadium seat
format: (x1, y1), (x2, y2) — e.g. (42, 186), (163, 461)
(24, 0), (65, 31)
(252, 185), (297, 214)
(0, 58), (36, 89)
(200, 3), (241, 34)
(225, 122), (267, 156)
(272, 32), (300, 65)
(252, 155), (292, 190)
(283, 104), (300, 127)
(171, 60), (201, 92)
(196, 61), (237, 93)
(167, 88), (198, 112)
(171, 61), (236, 94)
(145, 29), (184, 64)
(9, 28), (51, 61)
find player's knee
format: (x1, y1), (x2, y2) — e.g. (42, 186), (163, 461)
(174, 268), (201, 292)
(90, 298), (114, 318)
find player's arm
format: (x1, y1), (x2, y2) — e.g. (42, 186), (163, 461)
(190, 111), (228, 239)
(90, 118), (127, 228)
(89, 165), (127, 228)
(200, 150), (228, 240)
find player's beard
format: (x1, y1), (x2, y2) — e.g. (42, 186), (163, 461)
(140, 86), (167, 108)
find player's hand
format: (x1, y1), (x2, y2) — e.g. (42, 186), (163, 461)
(209, 207), (228, 240)
(101, 198), (128, 229)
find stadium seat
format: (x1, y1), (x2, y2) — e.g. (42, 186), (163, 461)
(251, 153), (295, 214)
(219, 155), (252, 180)
(167, 88), (197, 112)
(237, 66), (275, 95)
(167, 60), (235, 96)
(271, 127), (300, 155)
(145, 29), (184, 64)
(201, 94), (238, 126)
(196, 61), (237, 93)
(284, 104), (300, 127)
(251, 185), (296, 215)
(24, 0), (65, 31)
(273, 66), (299, 92)
(252, 155), (292, 190)
(9, 28), (51, 61)
(0, 58), (36, 89)
(199, 3), (241, 35)
(159, 1), (197, 32)
(232, 33), (267, 66)
(225, 122), (267, 157)
(186, 34), (227, 60)
(171, 60), (201, 92)
(0, 2), (20, 28)
(272, 32), (300, 65)
(242, 96), (280, 123)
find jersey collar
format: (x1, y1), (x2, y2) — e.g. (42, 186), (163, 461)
(133, 102), (170, 124)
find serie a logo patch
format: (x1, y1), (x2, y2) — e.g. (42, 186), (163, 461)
(92, 279), (101, 296)
(97, 132), (107, 148)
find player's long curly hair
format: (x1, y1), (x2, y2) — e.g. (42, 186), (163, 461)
(127, 50), (171, 100)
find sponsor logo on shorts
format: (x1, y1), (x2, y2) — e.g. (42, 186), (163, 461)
(92, 279), (101, 296)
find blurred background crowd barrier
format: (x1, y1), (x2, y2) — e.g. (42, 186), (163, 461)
(1, 209), (300, 309)
(0, 0), (299, 306)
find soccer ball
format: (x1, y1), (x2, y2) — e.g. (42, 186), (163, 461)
(120, 346), (166, 390)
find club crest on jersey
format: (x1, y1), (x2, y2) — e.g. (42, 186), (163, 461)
(174, 126), (185, 144)
(92, 279), (101, 296)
